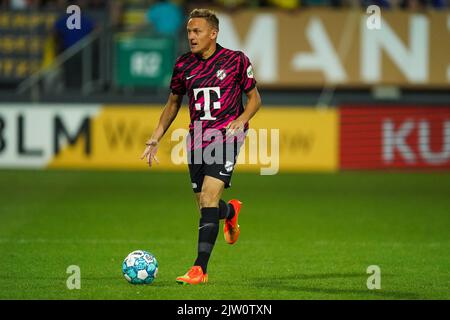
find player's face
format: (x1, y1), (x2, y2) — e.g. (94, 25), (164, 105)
(187, 18), (217, 55)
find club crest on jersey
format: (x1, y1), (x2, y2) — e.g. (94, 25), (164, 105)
(216, 69), (227, 81)
(225, 161), (234, 172)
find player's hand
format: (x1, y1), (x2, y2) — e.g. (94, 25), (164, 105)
(140, 138), (160, 167)
(226, 119), (245, 137)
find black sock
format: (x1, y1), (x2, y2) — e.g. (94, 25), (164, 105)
(218, 200), (235, 220)
(194, 207), (219, 274)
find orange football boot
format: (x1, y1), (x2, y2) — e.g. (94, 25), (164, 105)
(224, 199), (242, 244)
(176, 266), (208, 285)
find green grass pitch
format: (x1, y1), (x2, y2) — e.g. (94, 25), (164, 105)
(0, 170), (449, 299)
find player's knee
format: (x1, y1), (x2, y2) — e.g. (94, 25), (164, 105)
(199, 191), (219, 208)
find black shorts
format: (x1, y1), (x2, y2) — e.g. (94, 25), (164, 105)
(187, 142), (242, 193)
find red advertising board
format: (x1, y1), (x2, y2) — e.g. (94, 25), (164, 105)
(340, 106), (450, 170)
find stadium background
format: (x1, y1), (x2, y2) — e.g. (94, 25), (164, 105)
(0, 0), (449, 300)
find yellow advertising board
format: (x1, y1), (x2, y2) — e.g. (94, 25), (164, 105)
(47, 106), (338, 172)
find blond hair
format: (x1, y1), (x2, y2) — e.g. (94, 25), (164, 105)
(188, 8), (219, 31)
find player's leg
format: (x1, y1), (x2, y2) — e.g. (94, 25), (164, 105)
(189, 159), (203, 212)
(176, 176), (224, 285)
(194, 140), (242, 221)
(194, 193), (201, 212)
(223, 199), (242, 244)
(214, 141), (243, 244)
(195, 191), (234, 220)
(193, 175), (224, 274)
(177, 143), (242, 284)
(195, 193), (240, 244)
(218, 198), (235, 220)
(202, 141), (243, 245)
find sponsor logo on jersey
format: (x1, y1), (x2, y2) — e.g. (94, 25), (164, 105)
(247, 65), (254, 78)
(193, 87), (221, 121)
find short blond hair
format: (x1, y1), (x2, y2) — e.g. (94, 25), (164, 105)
(188, 8), (219, 31)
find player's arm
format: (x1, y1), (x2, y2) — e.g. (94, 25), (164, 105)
(140, 93), (183, 167)
(226, 87), (262, 135)
(148, 92), (183, 142)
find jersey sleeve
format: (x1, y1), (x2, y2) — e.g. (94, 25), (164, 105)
(169, 57), (186, 96)
(238, 52), (257, 93)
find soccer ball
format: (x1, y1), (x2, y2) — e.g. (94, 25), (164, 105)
(122, 250), (158, 284)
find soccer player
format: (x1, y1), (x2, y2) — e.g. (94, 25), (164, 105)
(141, 8), (261, 285)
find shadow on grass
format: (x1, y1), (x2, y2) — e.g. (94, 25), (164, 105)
(249, 273), (421, 300)
(267, 272), (367, 281)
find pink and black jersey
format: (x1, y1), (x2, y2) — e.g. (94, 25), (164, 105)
(170, 44), (256, 150)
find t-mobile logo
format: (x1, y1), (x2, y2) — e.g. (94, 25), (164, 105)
(193, 87), (221, 121)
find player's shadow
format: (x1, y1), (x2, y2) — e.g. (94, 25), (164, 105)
(145, 280), (178, 288)
(267, 272), (367, 281)
(249, 273), (421, 300)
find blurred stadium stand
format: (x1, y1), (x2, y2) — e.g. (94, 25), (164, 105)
(0, 0), (448, 105)
(0, 0), (449, 172)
